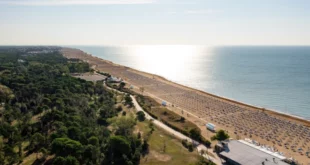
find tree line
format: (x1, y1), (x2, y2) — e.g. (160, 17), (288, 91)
(0, 48), (147, 165)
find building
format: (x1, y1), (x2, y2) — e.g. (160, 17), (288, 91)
(107, 76), (122, 83)
(206, 123), (216, 131)
(217, 140), (289, 165)
(17, 59), (25, 63)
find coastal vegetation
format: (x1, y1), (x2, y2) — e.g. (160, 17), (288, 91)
(106, 82), (140, 96)
(106, 82), (211, 147)
(112, 94), (210, 165)
(136, 119), (210, 165)
(0, 47), (214, 165)
(96, 71), (111, 78)
(136, 111), (146, 121)
(135, 95), (211, 147)
(211, 130), (230, 141)
(0, 48), (144, 165)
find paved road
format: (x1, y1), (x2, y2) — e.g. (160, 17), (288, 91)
(130, 95), (222, 165)
(104, 83), (222, 164)
(131, 95), (198, 143)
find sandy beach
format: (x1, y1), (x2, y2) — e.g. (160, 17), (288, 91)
(61, 47), (310, 164)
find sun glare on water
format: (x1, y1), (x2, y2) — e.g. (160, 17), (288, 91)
(129, 45), (205, 81)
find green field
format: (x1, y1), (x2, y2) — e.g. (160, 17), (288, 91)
(136, 122), (200, 165)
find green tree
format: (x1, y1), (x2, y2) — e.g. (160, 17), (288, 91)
(116, 105), (123, 112)
(141, 140), (149, 155)
(0, 48), (140, 164)
(55, 126), (68, 138)
(37, 147), (48, 160)
(136, 111), (145, 121)
(124, 94), (133, 107)
(68, 126), (81, 140)
(30, 132), (45, 151)
(3, 145), (19, 164)
(0, 140), (5, 164)
(211, 130), (230, 141)
(188, 143), (194, 152)
(53, 156), (66, 165)
(65, 155), (80, 165)
(189, 128), (202, 141)
(53, 156), (80, 165)
(180, 117), (185, 122)
(106, 136), (132, 165)
(109, 116), (136, 136)
(84, 144), (100, 164)
(119, 82), (126, 90)
(51, 138), (83, 157)
(0, 85), (14, 103)
(87, 136), (99, 146)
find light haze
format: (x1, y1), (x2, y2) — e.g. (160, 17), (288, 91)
(0, 0), (309, 45)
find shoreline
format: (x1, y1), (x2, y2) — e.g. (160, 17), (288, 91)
(62, 47), (310, 163)
(75, 47), (310, 123)
(152, 76), (310, 124)
(65, 47), (310, 126)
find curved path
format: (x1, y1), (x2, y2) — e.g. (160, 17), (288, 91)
(104, 82), (221, 164)
(130, 95), (222, 165)
(131, 95), (197, 143)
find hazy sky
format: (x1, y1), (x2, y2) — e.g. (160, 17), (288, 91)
(0, 0), (309, 46)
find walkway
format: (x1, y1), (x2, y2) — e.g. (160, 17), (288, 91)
(131, 95), (222, 165)
(104, 82), (222, 165)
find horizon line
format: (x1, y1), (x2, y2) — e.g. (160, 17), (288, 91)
(0, 0), (156, 6)
(1, 44), (310, 47)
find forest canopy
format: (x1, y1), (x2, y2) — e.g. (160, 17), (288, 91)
(0, 47), (144, 165)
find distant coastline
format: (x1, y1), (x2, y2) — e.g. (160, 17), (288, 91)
(71, 46), (310, 120)
(128, 66), (310, 124)
(62, 46), (310, 163)
(62, 47), (310, 126)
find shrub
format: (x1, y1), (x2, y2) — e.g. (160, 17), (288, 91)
(116, 106), (123, 112)
(124, 94), (133, 107)
(136, 111), (145, 121)
(188, 144), (194, 152)
(141, 140), (149, 154)
(180, 117), (185, 122)
(137, 132), (141, 139)
(189, 128), (202, 141)
(211, 130), (230, 141)
(181, 139), (188, 148)
(202, 138), (211, 148)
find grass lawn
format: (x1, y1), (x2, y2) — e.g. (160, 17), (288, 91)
(116, 94), (124, 103)
(136, 96), (199, 135)
(20, 154), (55, 165)
(141, 96), (160, 107)
(20, 153), (37, 165)
(137, 121), (200, 165)
(151, 107), (197, 132)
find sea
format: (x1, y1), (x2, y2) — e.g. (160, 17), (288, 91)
(72, 45), (310, 120)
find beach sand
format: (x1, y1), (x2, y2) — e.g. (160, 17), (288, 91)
(61, 47), (310, 164)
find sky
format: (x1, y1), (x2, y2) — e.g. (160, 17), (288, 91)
(0, 0), (310, 46)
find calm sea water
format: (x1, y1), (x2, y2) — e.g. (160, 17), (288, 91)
(73, 45), (310, 119)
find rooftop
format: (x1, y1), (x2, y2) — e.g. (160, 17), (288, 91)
(220, 140), (289, 165)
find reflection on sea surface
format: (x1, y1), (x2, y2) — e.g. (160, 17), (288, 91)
(127, 45), (213, 86)
(73, 45), (310, 119)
